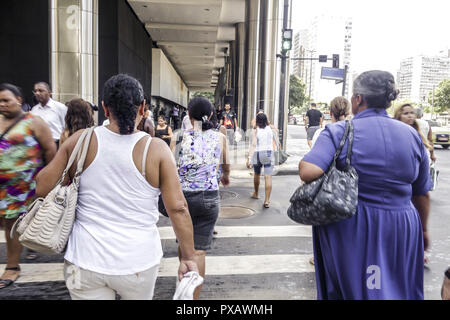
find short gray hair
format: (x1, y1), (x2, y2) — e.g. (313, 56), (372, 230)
(415, 107), (424, 118)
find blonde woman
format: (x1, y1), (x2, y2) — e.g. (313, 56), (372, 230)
(311, 97), (351, 147)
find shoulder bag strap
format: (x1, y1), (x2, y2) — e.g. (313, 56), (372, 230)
(141, 136), (152, 178)
(345, 120), (354, 169)
(56, 127), (91, 186)
(75, 127), (95, 176)
(331, 120), (351, 166)
(0, 114), (27, 141)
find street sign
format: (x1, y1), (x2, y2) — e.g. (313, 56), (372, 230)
(319, 55), (327, 63)
(321, 67), (345, 81)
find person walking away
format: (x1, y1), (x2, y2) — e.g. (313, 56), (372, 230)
(59, 98), (95, 147)
(299, 70), (431, 300)
(220, 103), (238, 146)
(247, 113), (276, 208)
(0, 83), (56, 289)
(31, 82), (67, 147)
(170, 97), (230, 299)
(172, 105), (181, 130)
(304, 103), (323, 149)
(35, 74), (198, 300)
(155, 116), (173, 146)
(137, 104), (155, 137)
(311, 97), (351, 147)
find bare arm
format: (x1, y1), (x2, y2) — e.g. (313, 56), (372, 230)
(35, 130), (84, 197)
(219, 133), (230, 186)
(247, 129), (257, 167)
(412, 193), (430, 251)
(31, 116), (57, 165)
(156, 139), (197, 278)
(299, 160), (324, 183)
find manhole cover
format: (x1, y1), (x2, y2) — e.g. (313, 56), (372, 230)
(220, 190), (238, 200)
(219, 206), (255, 219)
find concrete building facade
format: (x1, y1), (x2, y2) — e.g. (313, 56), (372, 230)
(397, 53), (450, 103)
(1, 0), (292, 144)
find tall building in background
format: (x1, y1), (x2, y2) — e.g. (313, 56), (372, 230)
(397, 53), (450, 103)
(294, 15), (353, 102)
(291, 29), (310, 81)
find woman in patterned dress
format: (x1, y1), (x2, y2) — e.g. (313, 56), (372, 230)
(0, 83), (56, 289)
(170, 97), (230, 299)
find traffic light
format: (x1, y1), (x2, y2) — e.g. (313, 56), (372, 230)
(282, 29), (293, 52)
(332, 54), (339, 69)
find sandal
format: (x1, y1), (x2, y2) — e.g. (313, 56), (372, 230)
(263, 202), (270, 208)
(0, 266), (21, 289)
(251, 193), (259, 199)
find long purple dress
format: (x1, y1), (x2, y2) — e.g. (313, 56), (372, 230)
(302, 108), (431, 300)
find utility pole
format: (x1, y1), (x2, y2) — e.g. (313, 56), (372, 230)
(277, 0), (291, 150)
(308, 50), (315, 99)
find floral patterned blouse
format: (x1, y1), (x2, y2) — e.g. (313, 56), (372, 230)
(177, 129), (221, 191)
(0, 114), (44, 219)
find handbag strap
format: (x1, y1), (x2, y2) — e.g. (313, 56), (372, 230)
(0, 114), (27, 141)
(141, 136), (152, 178)
(331, 120), (351, 166)
(75, 127), (95, 176)
(345, 120), (354, 168)
(57, 127), (94, 185)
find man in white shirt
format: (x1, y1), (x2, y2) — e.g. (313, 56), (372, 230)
(31, 82), (67, 145)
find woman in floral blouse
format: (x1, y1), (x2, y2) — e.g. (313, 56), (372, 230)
(170, 97), (230, 299)
(0, 83), (56, 289)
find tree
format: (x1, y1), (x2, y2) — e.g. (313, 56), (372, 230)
(191, 91), (215, 104)
(428, 79), (450, 114)
(288, 75), (309, 114)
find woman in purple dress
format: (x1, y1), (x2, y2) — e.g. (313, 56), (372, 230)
(299, 70), (431, 300)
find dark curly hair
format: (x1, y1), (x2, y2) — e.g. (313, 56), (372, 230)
(256, 113), (268, 129)
(103, 74), (144, 134)
(65, 98), (95, 136)
(188, 97), (214, 131)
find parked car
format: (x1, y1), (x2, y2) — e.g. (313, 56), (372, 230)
(427, 120), (450, 149)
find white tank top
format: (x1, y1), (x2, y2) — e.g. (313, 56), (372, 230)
(64, 126), (163, 275)
(255, 126), (274, 152)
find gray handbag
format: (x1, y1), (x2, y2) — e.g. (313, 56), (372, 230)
(11, 127), (95, 254)
(287, 120), (358, 226)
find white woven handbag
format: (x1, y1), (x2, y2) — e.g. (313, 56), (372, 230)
(11, 127), (94, 254)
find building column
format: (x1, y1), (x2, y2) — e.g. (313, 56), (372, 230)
(50, 0), (98, 108)
(236, 22), (247, 130)
(245, 0), (260, 131)
(262, 0), (279, 125)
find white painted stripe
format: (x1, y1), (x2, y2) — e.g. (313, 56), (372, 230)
(0, 226), (312, 244)
(1, 254), (314, 283)
(158, 225), (312, 240)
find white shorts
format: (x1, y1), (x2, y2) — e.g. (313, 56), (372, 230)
(64, 261), (159, 300)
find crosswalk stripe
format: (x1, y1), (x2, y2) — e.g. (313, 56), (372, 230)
(158, 225), (312, 240)
(0, 225), (312, 244)
(0, 254), (314, 283)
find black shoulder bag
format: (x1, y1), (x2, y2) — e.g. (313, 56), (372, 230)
(287, 120), (358, 226)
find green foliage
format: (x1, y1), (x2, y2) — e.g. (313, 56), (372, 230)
(428, 79), (450, 114)
(191, 91), (215, 104)
(289, 75), (309, 114)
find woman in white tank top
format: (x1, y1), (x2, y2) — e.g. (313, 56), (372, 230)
(36, 74), (198, 300)
(246, 113), (276, 208)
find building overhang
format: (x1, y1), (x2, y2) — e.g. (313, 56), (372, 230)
(128, 0), (245, 91)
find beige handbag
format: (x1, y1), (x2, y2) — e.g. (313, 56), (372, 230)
(11, 127), (95, 254)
